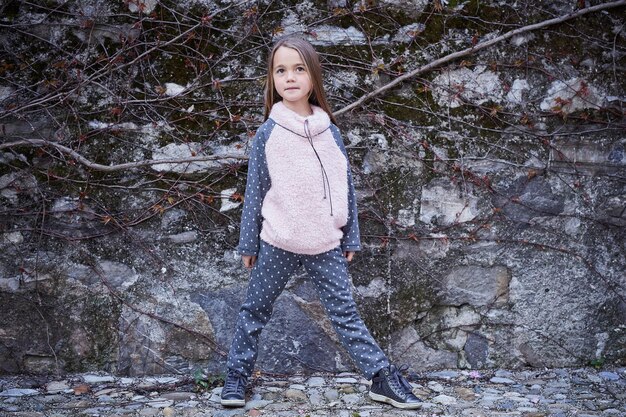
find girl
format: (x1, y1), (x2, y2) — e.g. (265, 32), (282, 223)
(220, 36), (421, 410)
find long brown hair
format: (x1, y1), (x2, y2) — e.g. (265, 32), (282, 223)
(263, 36), (337, 124)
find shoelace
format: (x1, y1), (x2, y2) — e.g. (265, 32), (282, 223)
(379, 365), (403, 397)
(390, 364), (415, 396)
(224, 371), (246, 395)
(396, 366), (416, 395)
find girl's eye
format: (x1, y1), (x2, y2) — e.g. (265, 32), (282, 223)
(296, 66), (306, 72)
(275, 68), (284, 74)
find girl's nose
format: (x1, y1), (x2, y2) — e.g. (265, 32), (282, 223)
(286, 70), (296, 81)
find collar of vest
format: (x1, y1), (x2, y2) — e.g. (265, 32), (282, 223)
(269, 101), (331, 139)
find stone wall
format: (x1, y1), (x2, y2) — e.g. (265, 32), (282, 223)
(0, 0), (624, 376)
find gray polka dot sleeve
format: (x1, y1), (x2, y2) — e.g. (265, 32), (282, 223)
(236, 121), (274, 256)
(330, 124), (362, 253)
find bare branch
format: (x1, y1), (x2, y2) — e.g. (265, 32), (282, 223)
(0, 139), (247, 172)
(335, 0), (626, 116)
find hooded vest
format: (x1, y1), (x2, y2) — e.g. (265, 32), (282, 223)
(237, 101), (361, 256)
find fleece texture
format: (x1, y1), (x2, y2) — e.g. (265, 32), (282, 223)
(237, 101), (360, 256)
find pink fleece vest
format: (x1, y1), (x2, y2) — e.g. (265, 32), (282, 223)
(259, 102), (349, 255)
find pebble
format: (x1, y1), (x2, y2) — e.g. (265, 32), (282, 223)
(324, 388), (339, 401)
(244, 399), (272, 409)
(432, 394), (457, 404)
(0, 389), (39, 397)
(490, 377), (516, 384)
(308, 390), (324, 405)
(429, 370), (461, 379)
(82, 375), (116, 384)
(341, 393), (362, 405)
(283, 388), (307, 402)
(454, 387), (476, 401)
(307, 377), (325, 387)
(161, 392), (194, 401)
(428, 381), (445, 392)
(0, 368), (623, 417)
(599, 372), (620, 381)
(45, 381), (69, 394)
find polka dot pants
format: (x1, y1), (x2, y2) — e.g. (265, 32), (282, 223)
(226, 241), (389, 379)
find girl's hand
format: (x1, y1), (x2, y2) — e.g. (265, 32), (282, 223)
(343, 251), (355, 262)
(242, 255), (257, 269)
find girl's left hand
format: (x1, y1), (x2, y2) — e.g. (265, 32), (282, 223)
(343, 251), (354, 262)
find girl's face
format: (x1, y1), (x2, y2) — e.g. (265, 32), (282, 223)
(272, 46), (312, 112)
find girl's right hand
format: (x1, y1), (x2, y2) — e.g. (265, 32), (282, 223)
(242, 255), (257, 269)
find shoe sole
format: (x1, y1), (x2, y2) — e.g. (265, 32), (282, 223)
(369, 391), (422, 409)
(220, 398), (245, 407)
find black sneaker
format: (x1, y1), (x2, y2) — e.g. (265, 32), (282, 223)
(220, 369), (247, 407)
(369, 364), (422, 409)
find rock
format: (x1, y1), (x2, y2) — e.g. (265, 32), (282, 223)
(306, 25), (367, 46)
(441, 266), (511, 306)
(492, 175), (565, 222)
(164, 82), (186, 97)
(45, 381), (69, 394)
(427, 370), (460, 379)
(598, 372), (620, 381)
(506, 79), (530, 105)
(379, 0), (428, 15)
(419, 178), (479, 225)
(341, 393), (361, 405)
(540, 78), (603, 114)
(72, 384), (90, 395)
(491, 377), (516, 384)
(0, 388), (39, 396)
(362, 149), (388, 174)
(161, 392), (195, 401)
(96, 260), (139, 291)
(324, 389), (339, 401)
(151, 143), (219, 174)
(219, 188), (241, 213)
(308, 390), (324, 405)
(462, 408), (489, 416)
(127, 0), (158, 13)
(335, 377), (358, 384)
(83, 374), (115, 384)
(389, 326), (458, 370)
(245, 399), (273, 410)
(2, 231), (23, 245)
(428, 381), (445, 393)
(454, 387), (476, 401)
(392, 23), (426, 43)
(338, 384), (356, 394)
(147, 399), (174, 408)
(355, 278), (386, 298)
(495, 370), (515, 378)
(306, 377), (325, 387)
(464, 332), (490, 368)
(431, 65), (503, 108)
(166, 231), (197, 244)
(432, 394), (457, 404)
(94, 388), (115, 396)
(284, 389), (307, 402)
